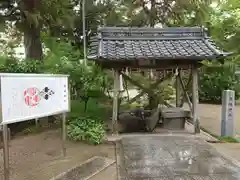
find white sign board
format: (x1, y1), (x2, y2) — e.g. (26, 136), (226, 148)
(0, 73), (70, 125)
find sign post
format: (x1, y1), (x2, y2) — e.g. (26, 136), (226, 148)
(0, 73), (70, 180)
(62, 113), (67, 157)
(221, 90), (235, 136)
(3, 124), (9, 180)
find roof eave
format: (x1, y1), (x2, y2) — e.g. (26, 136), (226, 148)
(222, 52), (234, 57)
(91, 55), (222, 61)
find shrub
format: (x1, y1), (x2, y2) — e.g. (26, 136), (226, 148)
(67, 99), (110, 145)
(199, 64), (240, 104)
(0, 59), (42, 73)
(67, 116), (105, 145)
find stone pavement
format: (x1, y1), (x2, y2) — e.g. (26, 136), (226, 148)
(117, 135), (240, 180)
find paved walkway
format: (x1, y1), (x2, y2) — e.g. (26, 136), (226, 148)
(117, 135), (240, 179)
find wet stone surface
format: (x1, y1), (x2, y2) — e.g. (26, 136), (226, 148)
(118, 136), (240, 180)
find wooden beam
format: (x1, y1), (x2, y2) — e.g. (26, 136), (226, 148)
(176, 69), (182, 107)
(121, 73), (153, 95)
(126, 72), (173, 104)
(112, 69), (121, 135)
(192, 65), (200, 134)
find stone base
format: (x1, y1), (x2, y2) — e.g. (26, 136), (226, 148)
(162, 118), (186, 130)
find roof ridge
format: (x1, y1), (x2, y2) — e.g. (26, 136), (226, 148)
(101, 36), (205, 41)
(98, 26), (208, 39)
(98, 26), (205, 33)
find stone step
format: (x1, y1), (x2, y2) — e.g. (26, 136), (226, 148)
(88, 163), (117, 180)
(51, 156), (115, 180)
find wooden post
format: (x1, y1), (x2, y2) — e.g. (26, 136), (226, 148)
(112, 69), (120, 135)
(176, 69), (182, 107)
(192, 65), (200, 134)
(3, 125), (10, 180)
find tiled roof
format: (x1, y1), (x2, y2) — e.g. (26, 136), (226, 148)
(88, 27), (231, 61)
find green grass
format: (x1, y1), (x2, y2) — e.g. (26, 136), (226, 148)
(70, 98), (112, 121)
(217, 136), (240, 143)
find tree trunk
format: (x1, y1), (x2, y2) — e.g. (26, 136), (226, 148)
(150, 0), (156, 27)
(24, 24), (43, 61)
(20, 0), (43, 61)
(147, 95), (158, 109)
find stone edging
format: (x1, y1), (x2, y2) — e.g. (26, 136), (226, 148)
(49, 156), (115, 180)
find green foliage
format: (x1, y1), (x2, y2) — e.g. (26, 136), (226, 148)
(217, 136), (240, 143)
(51, 59), (112, 110)
(42, 38), (112, 107)
(70, 99), (111, 121)
(67, 100), (110, 145)
(199, 64), (240, 104)
(209, 0), (240, 63)
(67, 116), (105, 145)
(0, 56), (42, 73)
(130, 73), (175, 108)
(0, 0), (74, 32)
(121, 0), (214, 27)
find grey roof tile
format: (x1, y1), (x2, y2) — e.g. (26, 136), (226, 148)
(88, 27), (232, 61)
